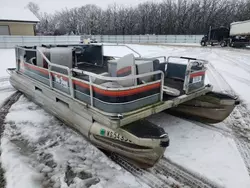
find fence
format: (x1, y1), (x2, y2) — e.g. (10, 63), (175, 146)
(0, 35), (80, 49)
(96, 35), (203, 44)
(0, 35), (203, 49)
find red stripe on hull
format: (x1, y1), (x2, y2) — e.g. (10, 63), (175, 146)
(190, 71), (205, 78)
(23, 63), (49, 75)
(73, 79), (161, 97)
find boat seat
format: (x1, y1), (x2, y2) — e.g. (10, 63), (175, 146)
(50, 47), (74, 74)
(135, 59), (160, 84)
(36, 47), (75, 75)
(165, 63), (186, 81)
(108, 54), (136, 87)
(75, 45), (103, 66)
(155, 62), (183, 96)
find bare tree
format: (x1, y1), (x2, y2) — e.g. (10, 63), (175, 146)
(30, 0), (250, 35)
(26, 2), (40, 19)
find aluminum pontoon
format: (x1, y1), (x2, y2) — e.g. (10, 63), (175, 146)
(7, 44), (235, 168)
(168, 91), (239, 123)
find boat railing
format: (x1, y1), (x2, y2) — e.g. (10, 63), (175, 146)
(167, 56), (208, 94)
(167, 56), (209, 64)
(71, 68), (164, 107)
(16, 46), (165, 115)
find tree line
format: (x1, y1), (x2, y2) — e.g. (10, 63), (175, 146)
(27, 0), (250, 36)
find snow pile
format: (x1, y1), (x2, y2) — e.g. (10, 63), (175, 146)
(1, 96), (143, 188)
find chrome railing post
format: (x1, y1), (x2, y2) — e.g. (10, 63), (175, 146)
(160, 72), (164, 101)
(69, 70), (74, 98)
(15, 47), (20, 71)
(48, 65), (53, 88)
(89, 76), (94, 107)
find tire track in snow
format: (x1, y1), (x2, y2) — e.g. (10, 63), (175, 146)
(112, 154), (223, 188)
(225, 99), (250, 177)
(0, 92), (22, 188)
(220, 52), (250, 74)
(218, 69), (250, 87)
(155, 158), (223, 188)
(111, 155), (173, 188)
(233, 137), (250, 175)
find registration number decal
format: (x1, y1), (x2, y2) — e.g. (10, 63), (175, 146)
(192, 76), (202, 83)
(106, 130), (132, 143)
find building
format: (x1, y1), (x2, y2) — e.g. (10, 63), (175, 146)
(0, 7), (39, 36)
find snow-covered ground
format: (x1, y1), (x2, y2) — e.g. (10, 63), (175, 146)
(2, 96), (147, 188)
(0, 49), (15, 78)
(148, 113), (250, 188)
(1, 45), (250, 188)
(0, 49), (16, 106)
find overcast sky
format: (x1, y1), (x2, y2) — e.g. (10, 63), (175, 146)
(2, 0), (163, 13)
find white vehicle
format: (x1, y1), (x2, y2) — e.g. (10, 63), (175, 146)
(230, 19), (250, 36)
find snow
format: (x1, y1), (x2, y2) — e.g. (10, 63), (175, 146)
(1, 96), (145, 188)
(148, 113), (250, 188)
(1, 138), (43, 188)
(0, 7), (39, 22)
(1, 44), (250, 188)
(0, 49), (16, 105)
(0, 90), (15, 106)
(158, 43), (200, 47)
(0, 49), (16, 78)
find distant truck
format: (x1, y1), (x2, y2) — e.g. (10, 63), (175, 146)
(200, 20), (250, 47)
